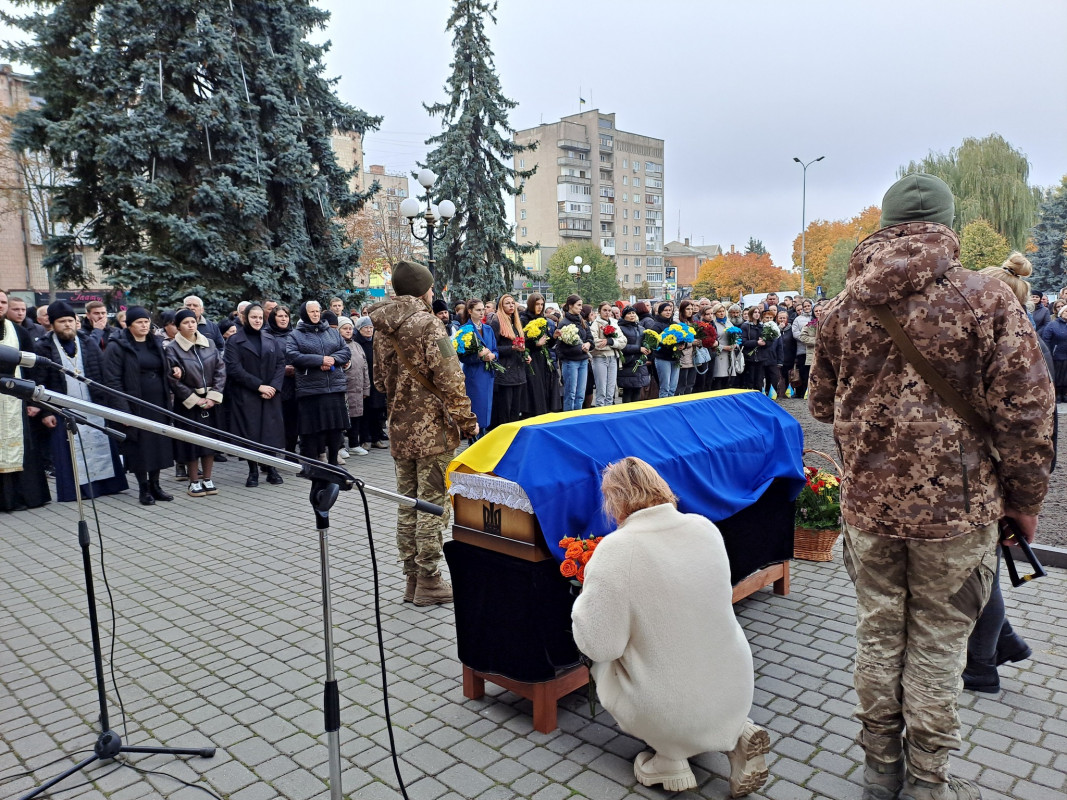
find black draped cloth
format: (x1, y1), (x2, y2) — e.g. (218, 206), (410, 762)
(0, 323), (50, 511)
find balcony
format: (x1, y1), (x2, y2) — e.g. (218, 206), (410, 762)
(558, 175), (591, 186)
(560, 228), (593, 239)
(599, 138), (614, 151)
(558, 210), (592, 221)
(558, 138), (591, 151)
(557, 156), (591, 168)
(601, 238), (616, 256)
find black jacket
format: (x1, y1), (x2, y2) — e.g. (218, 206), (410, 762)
(618, 319), (651, 389)
(35, 331), (109, 401)
(553, 312), (593, 362)
(197, 317), (226, 350)
(286, 320), (350, 397)
(490, 316), (528, 387)
(224, 328), (285, 446)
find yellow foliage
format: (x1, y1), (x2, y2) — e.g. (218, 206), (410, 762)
(791, 206), (883, 291)
(694, 252), (799, 301)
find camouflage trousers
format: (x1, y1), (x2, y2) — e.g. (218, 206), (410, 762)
(843, 521), (999, 783)
(394, 451), (454, 578)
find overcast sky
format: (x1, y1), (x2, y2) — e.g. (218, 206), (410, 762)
(4, 0), (1066, 271)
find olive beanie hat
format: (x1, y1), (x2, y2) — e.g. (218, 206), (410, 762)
(880, 173), (955, 229)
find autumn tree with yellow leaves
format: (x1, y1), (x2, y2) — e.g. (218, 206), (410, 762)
(791, 206), (881, 293)
(693, 251), (799, 301)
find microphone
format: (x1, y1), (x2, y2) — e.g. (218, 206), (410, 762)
(0, 348), (52, 370)
(0, 376), (41, 400)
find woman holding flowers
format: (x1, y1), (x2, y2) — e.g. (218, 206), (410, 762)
(520, 294), (560, 417)
(675, 300), (700, 396)
(590, 301), (626, 406)
(553, 294), (593, 412)
(489, 294), (530, 426)
(710, 303), (734, 391)
(455, 299), (498, 436)
(571, 457), (769, 797)
(649, 301), (682, 398)
(755, 308), (782, 397)
(618, 306), (651, 403)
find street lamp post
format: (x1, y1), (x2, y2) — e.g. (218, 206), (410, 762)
(399, 169), (456, 279)
(567, 256), (591, 291)
(793, 155), (824, 299)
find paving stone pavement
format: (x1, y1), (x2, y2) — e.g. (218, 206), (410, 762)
(2, 449), (1066, 799)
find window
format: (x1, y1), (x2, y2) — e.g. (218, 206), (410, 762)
(559, 218), (592, 231)
(646, 257), (663, 267)
(635, 258), (642, 268)
(599, 170), (611, 181)
(598, 118), (613, 129)
(646, 194), (662, 206)
(622, 159), (628, 168)
(634, 225), (642, 235)
(647, 178), (663, 189)
(519, 159), (525, 168)
(521, 193), (526, 202)
(633, 177), (641, 187)
(622, 176), (628, 185)
(623, 258), (630, 266)
(622, 209), (629, 219)
(622, 225), (629, 234)
(622, 193), (629, 202)
(521, 227), (527, 237)
(622, 274), (629, 284)
(599, 202), (614, 215)
(633, 161), (641, 171)
(647, 271), (663, 283)
(623, 242), (629, 251)
(634, 242), (642, 251)
(634, 210), (641, 219)
(520, 209), (526, 220)
(600, 134), (613, 148)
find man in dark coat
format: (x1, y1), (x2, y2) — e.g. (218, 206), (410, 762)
(0, 289), (52, 511)
(36, 300), (128, 501)
(183, 294), (226, 350)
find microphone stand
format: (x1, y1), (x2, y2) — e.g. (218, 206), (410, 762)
(16, 399), (215, 799)
(2, 376), (441, 800)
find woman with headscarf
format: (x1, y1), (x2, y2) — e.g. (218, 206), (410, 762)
(224, 303), (286, 486)
(167, 308), (227, 497)
(354, 316), (389, 449)
(489, 293), (530, 426)
(338, 316), (371, 457)
(286, 300), (351, 465)
(519, 293), (560, 417)
(103, 306), (174, 504)
(266, 305), (299, 454)
(618, 305), (651, 403)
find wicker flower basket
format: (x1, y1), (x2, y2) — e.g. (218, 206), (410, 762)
(794, 449), (842, 562)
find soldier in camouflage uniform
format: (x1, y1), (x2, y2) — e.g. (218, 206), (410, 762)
(369, 261), (479, 607)
(808, 174), (1055, 800)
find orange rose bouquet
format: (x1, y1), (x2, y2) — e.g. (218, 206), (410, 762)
(558, 534), (603, 587)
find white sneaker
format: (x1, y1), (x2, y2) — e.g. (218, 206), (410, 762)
(338, 448), (350, 459)
(352, 446), (369, 455)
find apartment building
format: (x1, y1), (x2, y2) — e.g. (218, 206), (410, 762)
(513, 110), (665, 295)
(664, 239), (724, 289)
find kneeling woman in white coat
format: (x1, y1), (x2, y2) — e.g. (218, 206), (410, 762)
(571, 457), (769, 797)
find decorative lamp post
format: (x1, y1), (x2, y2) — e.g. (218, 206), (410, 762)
(793, 155), (825, 299)
(399, 168), (456, 278)
(567, 255), (591, 289)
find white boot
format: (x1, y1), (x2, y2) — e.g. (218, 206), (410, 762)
(726, 719), (770, 797)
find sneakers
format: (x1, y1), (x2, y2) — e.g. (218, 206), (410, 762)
(175, 464), (188, 481)
(726, 719), (770, 797)
(633, 751), (697, 793)
(863, 758), (904, 800)
(900, 775), (982, 800)
(187, 481), (207, 498)
(352, 446), (369, 456)
(413, 573), (453, 606)
(202, 479), (218, 495)
(403, 574), (417, 603)
(372, 440), (389, 449)
(338, 448), (350, 459)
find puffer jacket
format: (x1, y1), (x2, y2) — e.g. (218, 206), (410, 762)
(286, 320), (350, 397)
(808, 221), (1054, 540)
(554, 312), (593, 361)
(1040, 316), (1067, 361)
(166, 331), (227, 409)
(343, 339), (371, 417)
(590, 316), (626, 358)
(369, 295), (478, 459)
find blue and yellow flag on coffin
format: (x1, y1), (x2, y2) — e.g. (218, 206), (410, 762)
(447, 390), (806, 561)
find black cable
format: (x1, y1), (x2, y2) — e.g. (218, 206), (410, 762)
(38, 760), (126, 796)
(118, 759), (224, 800)
(354, 479), (411, 800)
(0, 751), (93, 785)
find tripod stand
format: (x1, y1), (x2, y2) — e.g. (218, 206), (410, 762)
(1, 374), (442, 800)
(19, 401), (215, 800)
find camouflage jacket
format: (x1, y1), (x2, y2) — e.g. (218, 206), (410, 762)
(369, 296), (478, 460)
(808, 222), (1054, 540)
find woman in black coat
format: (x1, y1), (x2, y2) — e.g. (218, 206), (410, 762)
(354, 316), (388, 448)
(267, 305), (298, 454)
(102, 307), (174, 504)
(1041, 305), (1067, 403)
(618, 306), (651, 403)
(519, 293), (561, 417)
(224, 304), (286, 486)
(490, 293), (529, 427)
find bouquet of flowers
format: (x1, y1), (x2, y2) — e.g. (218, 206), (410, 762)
(452, 324), (505, 374)
(558, 323), (582, 347)
(761, 322), (780, 342)
(600, 323), (624, 366)
(558, 534), (604, 586)
(725, 325), (743, 346)
(512, 334), (535, 375)
(523, 317), (554, 372)
(631, 329), (661, 373)
(695, 321), (718, 350)
(659, 323), (695, 361)
(794, 466), (841, 530)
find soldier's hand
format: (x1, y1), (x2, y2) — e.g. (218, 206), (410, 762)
(1002, 510), (1038, 545)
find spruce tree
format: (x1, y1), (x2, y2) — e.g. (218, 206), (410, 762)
(422, 0), (535, 301)
(1030, 177), (1067, 293)
(3, 0), (380, 313)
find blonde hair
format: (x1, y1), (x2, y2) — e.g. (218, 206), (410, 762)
(980, 252), (1032, 305)
(601, 457), (677, 524)
(496, 294), (523, 339)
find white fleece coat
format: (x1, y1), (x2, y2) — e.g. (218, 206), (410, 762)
(571, 503), (754, 759)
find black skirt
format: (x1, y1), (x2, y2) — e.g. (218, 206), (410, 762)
(297, 392), (349, 435)
(172, 402), (219, 462)
(1054, 360), (1067, 390)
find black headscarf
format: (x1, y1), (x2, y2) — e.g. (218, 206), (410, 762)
(267, 306), (292, 336)
(242, 303), (264, 336)
(298, 302), (322, 327)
